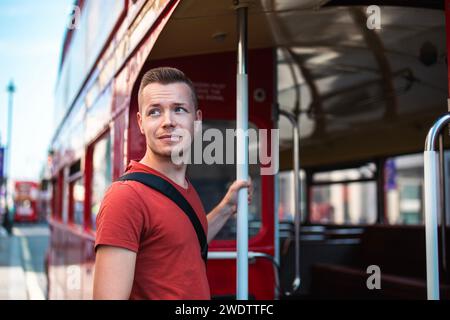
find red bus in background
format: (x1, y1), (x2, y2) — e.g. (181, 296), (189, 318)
(14, 181), (39, 223)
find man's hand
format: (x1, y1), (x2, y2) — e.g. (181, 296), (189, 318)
(219, 178), (253, 216)
(207, 178), (253, 243)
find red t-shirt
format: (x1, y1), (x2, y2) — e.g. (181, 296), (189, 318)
(94, 160), (210, 300)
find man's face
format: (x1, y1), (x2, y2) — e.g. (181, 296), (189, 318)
(137, 82), (202, 159)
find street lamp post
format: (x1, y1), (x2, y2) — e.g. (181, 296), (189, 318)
(2, 80), (15, 234)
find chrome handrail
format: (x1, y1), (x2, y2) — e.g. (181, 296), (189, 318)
(424, 113), (450, 300)
(279, 110), (301, 294)
(208, 251), (282, 298)
(208, 251), (273, 260)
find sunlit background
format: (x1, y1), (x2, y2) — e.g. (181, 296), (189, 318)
(0, 0), (73, 181)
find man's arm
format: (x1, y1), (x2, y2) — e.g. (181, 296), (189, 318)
(93, 245), (137, 299)
(207, 179), (252, 243)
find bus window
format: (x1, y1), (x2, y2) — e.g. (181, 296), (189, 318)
(385, 153), (424, 225)
(69, 178), (84, 227)
(68, 160), (84, 227)
(54, 169), (65, 220)
(188, 120), (262, 240)
(90, 133), (112, 230)
(277, 170), (306, 223)
(51, 178), (57, 219)
(62, 169), (69, 224)
(310, 163), (377, 225)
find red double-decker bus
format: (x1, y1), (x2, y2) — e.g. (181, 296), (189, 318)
(46, 0), (449, 300)
(14, 181), (39, 223)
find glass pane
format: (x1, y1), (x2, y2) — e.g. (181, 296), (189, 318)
(277, 170), (306, 223)
(72, 178), (85, 226)
(313, 163), (376, 183)
(385, 154), (424, 225)
(91, 134), (112, 230)
(310, 181), (377, 224)
(62, 173), (69, 224)
(52, 180), (57, 218)
(188, 120), (262, 240)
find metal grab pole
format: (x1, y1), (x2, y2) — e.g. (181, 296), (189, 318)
(279, 110), (301, 293)
(439, 136), (447, 273)
(236, 3), (249, 300)
(424, 113), (450, 300)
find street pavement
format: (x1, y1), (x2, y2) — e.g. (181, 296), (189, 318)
(0, 222), (49, 300)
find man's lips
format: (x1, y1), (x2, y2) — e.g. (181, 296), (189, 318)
(158, 135), (182, 141)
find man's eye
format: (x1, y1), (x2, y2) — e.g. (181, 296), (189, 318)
(175, 106), (188, 113)
(148, 109), (161, 116)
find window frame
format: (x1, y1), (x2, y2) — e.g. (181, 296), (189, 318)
(54, 168), (65, 222)
(68, 170), (84, 228)
(85, 130), (113, 232)
(187, 119), (265, 241)
(384, 152), (428, 226)
(305, 160), (381, 226)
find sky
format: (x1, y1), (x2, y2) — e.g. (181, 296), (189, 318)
(0, 0), (73, 181)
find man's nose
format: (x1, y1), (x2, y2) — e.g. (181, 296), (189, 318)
(161, 109), (176, 128)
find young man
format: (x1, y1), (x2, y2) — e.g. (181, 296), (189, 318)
(93, 67), (252, 300)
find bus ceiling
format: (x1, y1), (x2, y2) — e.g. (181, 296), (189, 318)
(150, 0), (443, 59)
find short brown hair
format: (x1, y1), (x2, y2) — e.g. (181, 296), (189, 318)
(138, 67), (198, 112)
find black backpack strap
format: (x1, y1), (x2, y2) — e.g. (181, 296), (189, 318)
(118, 172), (208, 264)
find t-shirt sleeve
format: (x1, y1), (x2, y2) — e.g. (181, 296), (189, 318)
(94, 182), (145, 253)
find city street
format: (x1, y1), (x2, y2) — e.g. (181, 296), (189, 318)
(0, 223), (49, 300)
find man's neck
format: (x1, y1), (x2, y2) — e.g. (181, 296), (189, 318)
(139, 150), (188, 189)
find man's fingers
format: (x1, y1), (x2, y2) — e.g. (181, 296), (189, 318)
(231, 180), (250, 191)
(229, 178), (253, 204)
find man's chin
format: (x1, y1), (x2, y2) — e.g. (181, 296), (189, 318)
(150, 142), (192, 160)
(152, 146), (182, 158)
(152, 149), (175, 158)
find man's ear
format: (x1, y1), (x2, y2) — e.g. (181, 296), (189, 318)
(137, 111), (145, 135)
(196, 109), (202, 121)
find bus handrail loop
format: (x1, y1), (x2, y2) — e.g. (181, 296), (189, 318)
(279, 110), (301, 295)
(424, 113), (450, 300)
(208, 251), (284, 298)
